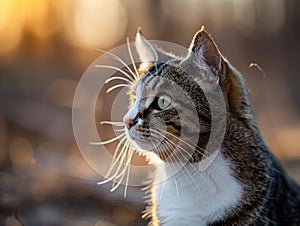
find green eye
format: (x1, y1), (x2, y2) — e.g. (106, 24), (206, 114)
(157, 95), (171, 110)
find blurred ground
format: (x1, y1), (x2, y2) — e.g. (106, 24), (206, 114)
(0, 0), (299, 225)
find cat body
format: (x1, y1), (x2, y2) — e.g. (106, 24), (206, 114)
(121, 27), (300, 225)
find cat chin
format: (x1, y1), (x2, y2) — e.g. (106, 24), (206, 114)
(125, 129), (156, 151)
(131, 140), (154, 152)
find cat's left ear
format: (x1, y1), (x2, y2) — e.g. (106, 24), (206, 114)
(135, 28), (176, 68)
(187, 26), (225, 81)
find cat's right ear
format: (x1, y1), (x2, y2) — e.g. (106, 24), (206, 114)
(184, 26), (226, 81)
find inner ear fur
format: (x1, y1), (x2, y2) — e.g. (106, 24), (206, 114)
(190, 27), (252, 117)
(135, 27), (178, 66)
(189, 26), (225, 80)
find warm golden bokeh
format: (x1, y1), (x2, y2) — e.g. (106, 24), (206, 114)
(0, 0), (299, 225)
(0, 0), (127, 55)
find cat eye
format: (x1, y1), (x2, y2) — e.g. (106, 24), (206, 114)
(157, 95), (171, 110)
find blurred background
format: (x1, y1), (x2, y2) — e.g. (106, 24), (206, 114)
(0, 0), (299, 225)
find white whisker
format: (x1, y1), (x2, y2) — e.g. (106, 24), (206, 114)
(104, 136), (127, 178)
(152, 127), (222, 171)
(100, 121), (124, 126)
(174, 178), (179, 198)
(113, 128), (125, 132)
(124, 144), (134, 198)
(95, 65), (134, 82)
(162, 139), (204, 197)
(104, 140), (130, 179)
(159, 180), (166, 200)
(105, 76), (133, 85)
(95, 48), (136, 81)
(155, 127), (206, 153)
(111, 146), (133, 193)
(90, 133), (125, 145)
(149, 128), (212, 188)
(97, 142), (129, 185)
(110, 147), (132, 191)
(106, 83), (131, 93)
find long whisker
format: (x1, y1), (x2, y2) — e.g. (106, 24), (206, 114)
(174, 178), (179, 198)
(149, 128), (193, 156)
(151, 128), (222, 171)
(126, 37), (139, 80)
(150, 138), (169, 200)
(110, 146), (133, 192)
(162, 139), (204, 197)
(95, 65), (135, 82)
(97, 141), (129, 185)
(95, 48), (136, 81)
(148, 127), (220, 174)
(154, 127), (206, 153)
(153, 127), (219, 165)
(111, 146), (132, 182)
(157, 139), (189, 196)
(124, 144), (134, 198)
(150, 129), (210, 170)
(90, 133), (125, 145)
(105, 76), (133, 85)
(100, 121), (124, 126)
(113, 128), (126, 132)
(111, 145), (133, 193)
(106, 83), (131, 93)
(104, 136), (127, 178)
(103, 140), (130, 180)
(151, 128), (213, 170)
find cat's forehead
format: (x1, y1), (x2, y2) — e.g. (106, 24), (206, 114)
(136, 62), (183, 90)
(135, 69), (163, 95)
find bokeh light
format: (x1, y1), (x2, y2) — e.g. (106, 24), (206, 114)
(0, 0), (299, 225)
(64, 0), (127, 48)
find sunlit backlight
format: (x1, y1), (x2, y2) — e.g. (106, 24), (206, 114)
(0, 0), (26, 55)
(9, 137), (35, 172)
(25, 0), (64, 39)
(0, 0), (66, 55)
(64, 0), (128, 49)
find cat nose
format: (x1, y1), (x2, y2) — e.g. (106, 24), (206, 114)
(124, 119), (137, 129)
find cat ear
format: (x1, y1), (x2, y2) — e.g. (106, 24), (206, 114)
(188, 26), (225, 80)
(135, 27), (177, 68)
(135, 27), (158, 64)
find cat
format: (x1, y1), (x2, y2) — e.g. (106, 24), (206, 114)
(105, 26), (300, 225)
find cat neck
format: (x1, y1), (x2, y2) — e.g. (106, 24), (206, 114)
(150, 151), (243, 226)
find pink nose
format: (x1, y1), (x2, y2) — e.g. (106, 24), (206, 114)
(124, 119), (136, 129)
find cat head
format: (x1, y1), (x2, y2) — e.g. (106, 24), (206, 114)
(123, 27), (250, 162)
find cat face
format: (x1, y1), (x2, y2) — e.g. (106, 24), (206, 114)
(123, 27), (226, 162)
(124, 63), (193, 159)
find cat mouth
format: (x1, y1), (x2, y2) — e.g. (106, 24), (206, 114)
(125, 128), (154, 151)
(125, 128), (168, 151)
(126, 128), (179, 160)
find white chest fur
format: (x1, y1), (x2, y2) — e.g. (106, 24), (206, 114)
(151, 151), (243, 226)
